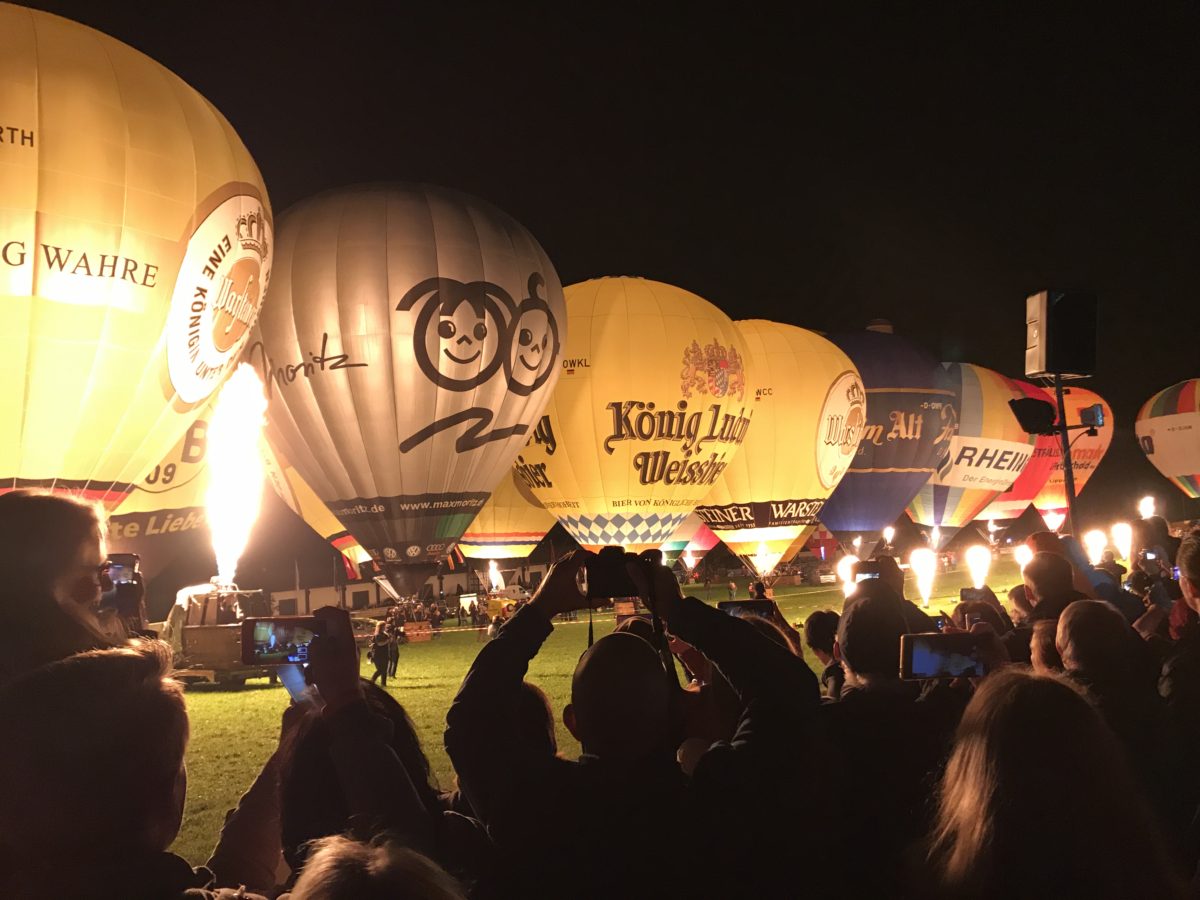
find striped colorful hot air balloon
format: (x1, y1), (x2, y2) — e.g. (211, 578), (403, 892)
(1136, 379), (1200, 499)
(457, 471), (556, 560)
(906, 364), (1036, 546)
(979, 379), (1057, 522)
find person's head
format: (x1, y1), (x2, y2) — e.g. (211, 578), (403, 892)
(516, 680), (558, 758)
(1101, 549), (1116, 564)
(1029, 620), (1062, 675)
(951, 600), (1006, 635)
(928, 669), (1185, 899)
(0, 490), (108, 612)
(286, 835), (465, 900)
(375, 621), (386, 635)
(1022, 551), (1074, 605)
(750, 581), (767, 599)
(1177, 527), (1200, 615)
(564, 632), (671, 761)
(872, 555), (906, 598)
(1057, 600), (1138, 680)
(835, 581), (906, 685)
(613, 615), (656, 644)
(1007, 583), (1032, 626)
(281, 680), (441, 870)
(804, 609), (840, 664)
(0, 641), (188, 860)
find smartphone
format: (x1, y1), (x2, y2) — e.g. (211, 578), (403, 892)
(241, 616), (320, 666)
(900, 632), (986, 680)
(583, 546), (640, 600)
(106, 552), (140, 585)
(717, 599), (781, 621)
(853, 560), (882, 581)
(932, 614), (949, 633)
(960, 587), (988, 603)
(1142, 550), (1158, 561)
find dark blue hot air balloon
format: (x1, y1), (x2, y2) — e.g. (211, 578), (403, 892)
(818, 324), (954, 547)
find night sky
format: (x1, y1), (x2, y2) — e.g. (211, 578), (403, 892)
(31, 1), (1200, 532)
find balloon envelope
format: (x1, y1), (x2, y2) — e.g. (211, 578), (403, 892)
(1136, 379), (1200, 499)
(252, 184), (565, 592)
(906, 363), (1035, 540)
(979, 379), (1057, 521)
(1032, 386), (1114, 518)
(457, 471), (556, 560)
(695, 321), (864, 576)
(1, 6), (272, 507)
(516, 277), (751, 552)
(819, 330), (951, 536)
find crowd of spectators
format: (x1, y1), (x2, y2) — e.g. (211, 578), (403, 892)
(2, 487), (1200, 898)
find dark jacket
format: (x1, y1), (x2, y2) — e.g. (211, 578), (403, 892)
(445, 598), (826, 898)
(1160, 625), (1200, 815)
(1002, 590), (1088, 664)
(820, 678), (965, 897)
(0, 850), (266, 900)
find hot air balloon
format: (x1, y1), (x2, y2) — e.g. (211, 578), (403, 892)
(456, 471), (556, 560)
(515, 277), (751, 552)
(906, 364), (1036, 547)
(1, 6), (272, 508)
(818, 325), (953, 547)
(694, 321), (865, 577)
(979, 379), (1057, 522)
(660, 512), (719, 568)
(251, 184), (564, 594)
(1031, 386), (1114, 523)
(1136, 379), (1200, 499)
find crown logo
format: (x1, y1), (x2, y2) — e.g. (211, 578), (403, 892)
(845, 379), (865, 407)
(681, 339), (746, 401)
(236, 208), (269, 262)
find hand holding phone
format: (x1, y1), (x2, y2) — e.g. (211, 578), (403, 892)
(900, 632), (987, 680)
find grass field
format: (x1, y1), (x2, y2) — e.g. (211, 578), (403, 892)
(173, 560), (1022, 865)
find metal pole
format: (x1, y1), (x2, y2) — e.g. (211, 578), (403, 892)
(1053, 374), (1079, 535)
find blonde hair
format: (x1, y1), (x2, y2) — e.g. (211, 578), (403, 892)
(928, 669), (1185, 898)
(0, 640), (187, 857)
(288, 835), (464, 900)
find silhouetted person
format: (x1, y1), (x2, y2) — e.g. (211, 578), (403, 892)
(804, 609), (843, 699)
(1003, 551), (1086, 664)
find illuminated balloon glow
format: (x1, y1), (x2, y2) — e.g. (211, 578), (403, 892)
(1083, 530), (1108, 566)
(457, 472), (556, 561)
(907, 364), (1036, 545)
(882, 525), (896, 546)
(1139, 496), (1157, 519)
(487, 560), (505, 592)
(205, 365), (267, 584)
(1014, 544), (1035, 572)
(0, 6), (272, 508)
(1042, 510), (1066, 533)
(909, 548), (937, 607)
(965, 545), (992, 590)
(820, 330), (948, 540)
(836, 554), (860, 598)
(252, 184), (565, 594)
(1111, 522), (1133, 561)
(1135, 379), (1200, 499)
(698, 321), (864, 577)
(979, 379), (1056, 523)
(1030, 387), (1114, 522)
(517, 278), (750, 553)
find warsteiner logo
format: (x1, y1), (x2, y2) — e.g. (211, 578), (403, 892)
(167, 195), (273, 404)
(681, 339), (746, 401)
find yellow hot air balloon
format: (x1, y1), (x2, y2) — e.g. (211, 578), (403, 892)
(457, 471), (557, 560)
(0, 5), (272, 507)
(694, 321), (865, 577)
(516, 277), (752, 551)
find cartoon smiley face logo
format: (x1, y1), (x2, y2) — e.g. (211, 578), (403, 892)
(503, 273), (561, 396)
(397, 277), (517, 391)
